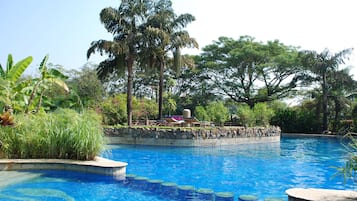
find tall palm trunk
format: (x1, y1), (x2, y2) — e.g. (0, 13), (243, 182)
(127, 56), (134, 127)
(322, 72), (328, 132)
(158, 58), (164, 120)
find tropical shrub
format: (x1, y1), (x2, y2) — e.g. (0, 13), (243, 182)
(0, 54), (33, 112)
(270, 108), (298, 132)
(194, 105), (209, 121)
(253, 102), (274, 126)
(352, 104), (357, 132)
(338, 134), (357, 183)
(206, 101), (229, 126)
(100, 94), (127, 125)
(270, 106), (320, 133)
(236, 104), (255, 127)
(24, 55), (69, 114)
(163, 97), (177, 117)
(0, 109), (104, 160)
(133, 98), (158, 121)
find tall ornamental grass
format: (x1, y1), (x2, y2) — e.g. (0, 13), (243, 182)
(0, 109), (105, 160)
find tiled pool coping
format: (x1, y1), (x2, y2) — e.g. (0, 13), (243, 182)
(0, 157), (127, 178)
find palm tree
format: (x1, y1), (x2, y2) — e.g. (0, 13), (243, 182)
(301, 48), (353, 132)
(327, 68), (357, 132)
(87, 0), (150, 126)
(143, 0), (198, 119)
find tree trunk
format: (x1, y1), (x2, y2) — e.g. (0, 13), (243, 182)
(127, 57), (134, 127)
(322, 72), (328, 132)
(333, 97), (341, 132)
(25, 81), (41, 114)
(158, 59), (164, 120)
(35, 90), (45, 113)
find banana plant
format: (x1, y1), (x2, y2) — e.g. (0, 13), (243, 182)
(25, 55), (69, 113)
(0, 54), (33, 111)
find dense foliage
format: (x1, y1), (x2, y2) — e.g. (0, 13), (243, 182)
(0, 109), (104, 160)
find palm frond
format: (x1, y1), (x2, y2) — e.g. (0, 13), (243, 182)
(173, 13), (195, 29)
(100, 7), (120, 34)
(97, 56), (126, 81)
(87, 40), (128, 59)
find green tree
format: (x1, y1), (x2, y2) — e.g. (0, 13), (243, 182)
(270, 108), (297, 132)
(327, 69), (357, 132)
(206, 101), (229, 126)
(143, 0), (198, 119)
(194, 105), (209, 121)
(67, 63), (105, 108)
(300, 48), (353, 132)
(100, 94), (127, 125)
(236, 104), (255, 127)
(253, 102), (274, 126)
(163, 97), (177, 116)
(87, 0), (150, 126)
(133, 98), (158, 121)
(352, 104), (357, 132)
(200, 36), (302, 108)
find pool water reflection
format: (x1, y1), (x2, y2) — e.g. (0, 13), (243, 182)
(104, 135), (356, 200)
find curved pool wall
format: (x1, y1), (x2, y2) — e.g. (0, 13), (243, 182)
(0, 157), (127, 178)
(104, 126), (281, 146)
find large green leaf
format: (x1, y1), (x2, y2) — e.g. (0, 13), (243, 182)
(45, 78), (69, 93)
(7, 56), (33, 83)
(47, 68), (68, 80)
(0, 63), (4, 78)
(6, 54), (13, 75)
(39, 54), (49, 76)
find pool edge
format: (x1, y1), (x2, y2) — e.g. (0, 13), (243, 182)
(0, 156), (127, 178)
(286, 188), (357, 201)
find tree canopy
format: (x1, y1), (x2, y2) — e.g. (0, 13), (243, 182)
(198, 36), (303, 108)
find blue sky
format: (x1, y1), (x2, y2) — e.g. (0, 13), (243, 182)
(1, 0), (356, 77)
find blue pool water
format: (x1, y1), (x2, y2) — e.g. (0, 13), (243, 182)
(0, 135), (355, 200)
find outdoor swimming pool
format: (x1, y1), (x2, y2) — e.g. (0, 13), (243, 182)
(0, 135), (355, 200)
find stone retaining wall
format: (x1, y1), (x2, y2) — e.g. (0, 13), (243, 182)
(105, 126), (281, 146)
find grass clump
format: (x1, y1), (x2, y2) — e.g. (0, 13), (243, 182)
(0, 109), (105, 160)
